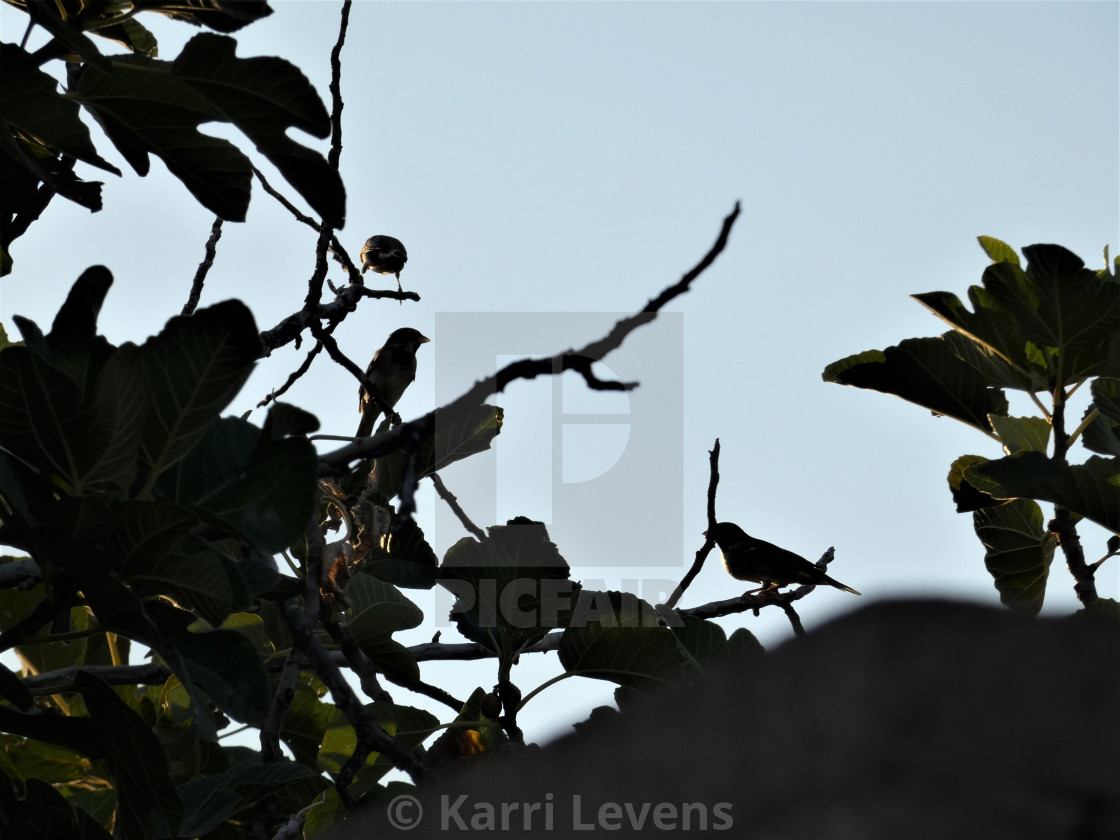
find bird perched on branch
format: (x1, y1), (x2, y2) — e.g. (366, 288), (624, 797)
(360, 235), (408, 291)
(704, 521), (861, 596)
(355, 327), (430, 437)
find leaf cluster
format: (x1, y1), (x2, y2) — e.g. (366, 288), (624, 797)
(824, 238), (1120, 614)
(1, 0), (344, 275)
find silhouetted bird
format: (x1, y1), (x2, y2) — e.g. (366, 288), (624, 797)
(355, 327), (430, 437)
(360, 235), (408, 291)
(704, 521), (861, 596)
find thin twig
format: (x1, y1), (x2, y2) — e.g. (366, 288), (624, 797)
(261, 648), (303, 763)
(385, 673), (464, 713)
(23, 663), (172, 694)
(665, 438), (720, 609)
(259, 284), (418, 355)
(431, 473), (486, 540)
(182, 217), (223, 316)
(252, 163), (361, 282)
(327, 0), (351, 172)
(406, 634), (562, 662)
(257, 340), (325, 409)
(281, 599), (429, 793)
(310, 321), (400, 424)
(320, 616), (392, 703)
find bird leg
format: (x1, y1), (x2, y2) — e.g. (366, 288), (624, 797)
(740, 582), (782, 598)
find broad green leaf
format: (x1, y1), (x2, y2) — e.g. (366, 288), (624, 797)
(357, 636), (420, 686)
(169, 33), (343, 224)
(216, 612), (272, 658)
(128, 300), (261, 478)
(92, 16), (159, 56)
(943, 330), (1043, 392)
(317, 702), (439, 792)
(947, 454), (1001, 513)
(1080, 403), (1120, 457)
(373, 405), (503, 503)
(75, 671), (182, 839)
(141, 0), (273, 33)
(1092, 377), (1120, 425)
(0, 271), (144, 491)
(156, 415), (317, 552)
(129, 549), (234, 626)
(34, 498), (197, 579)
(912, 289), (1046, 388)
(0, 349), (101, 490)
(0, 769), (100, 840)
(175, 628), (271, 727)
(10, 0), (114, 70)
(0, 732), (93, 785)
(977, 235), (1019, 265)
(74, 33), (343, 225)
(279, 681), (342, 768)
(14, 605), (93, 677)
(43, 266), (116, 392)
(172, 776), (241, 837)
(971, 498), (1056, 616)
(988, 414), (1050, 454)
(439, 517), (574, 653)
(967, 452), (1120, 533)
(343, 574), (424, 642)
(669, 614), (760, 668)
(358, 519), (439, 590)
(823, 334), (1009, 431)
(981, 246), (1120, 385)
(559, 591), (693, 690)
(0, 128), (105, 214)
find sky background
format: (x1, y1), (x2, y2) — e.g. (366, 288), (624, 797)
(2, 1), (1118, 746)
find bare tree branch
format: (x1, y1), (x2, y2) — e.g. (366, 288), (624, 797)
(0, 557), (41, 590)
(320, 201), (742, 471)
(259, 284), (419, 355)
(431, 473), (487, 541)
(310, 320), (402, 425)
(665, 438), (720, 609)
(24, 663), (172, 694)
(182, 216), (223, 316)
(257, 338), (325, 409)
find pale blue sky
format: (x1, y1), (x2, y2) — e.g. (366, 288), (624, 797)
(2, 1), (1117, 743)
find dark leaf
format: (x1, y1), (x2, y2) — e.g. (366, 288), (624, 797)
(74, 34), (342, 224)
(373, 405), (503, 503)
(127, 300), (260, 477)
(0, 45), (118, 172)
(559, 592), (747, 690)
(823, 333), (1009, 431)
(968, 452), (1120, 534)
(155, 415), (318, 552)
(439, 517), (574, 652)
(971, 499), (1057, 616)
(75, 671), (182, 840)
(947, 454), (1002, 513)
(976, 235), (1020, 266)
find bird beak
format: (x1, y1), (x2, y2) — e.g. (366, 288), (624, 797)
(420, 335), (431, 343)
(702, 530), (708, 538)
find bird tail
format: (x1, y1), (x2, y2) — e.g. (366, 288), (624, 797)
(826, 577), (861, 595)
